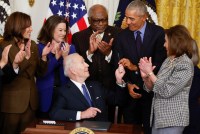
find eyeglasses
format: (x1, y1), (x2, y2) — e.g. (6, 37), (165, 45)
(90, 18), (108, 25)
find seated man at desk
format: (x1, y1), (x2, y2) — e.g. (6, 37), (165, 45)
(49, 53), (125, 121)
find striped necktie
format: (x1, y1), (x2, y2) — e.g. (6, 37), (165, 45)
(82, 84), (92, 106)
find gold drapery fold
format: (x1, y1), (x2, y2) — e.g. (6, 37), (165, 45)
(156, 0), (200, 65)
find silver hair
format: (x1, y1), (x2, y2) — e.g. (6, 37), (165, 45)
(63, 53), (79, 77)
(126, 0), (147, 16)
(88, 4), (108, 18)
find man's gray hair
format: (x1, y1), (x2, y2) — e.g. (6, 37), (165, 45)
(88, 4), (108, 18)
(63, 53), (78, 77)
(126, 0), (147, 16)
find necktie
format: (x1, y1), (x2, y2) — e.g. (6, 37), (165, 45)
(82, 84), (92, 106)
(135, 31), (142, 57)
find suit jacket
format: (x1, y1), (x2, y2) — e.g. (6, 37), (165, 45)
(0, 38), (47, 113)
(49, 80), (126, 121)
(72, 26), (121, 90)
(112, 22), (166, 91)
(147, 54), (194, 128)
(36, 43), (76, 112)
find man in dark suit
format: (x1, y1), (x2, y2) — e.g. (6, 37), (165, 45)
(49, 53), (125, 121)
(112, 0), (166, 134)
(72, 4), (121, 122)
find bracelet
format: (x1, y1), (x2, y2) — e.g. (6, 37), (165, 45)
(146, 72), (153, 78)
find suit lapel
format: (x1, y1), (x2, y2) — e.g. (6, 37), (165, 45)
(127, 30), (140, 63)
(102, 27), (113, 43)
(142, 22), (151, 57)
(68, 80), (91, 107)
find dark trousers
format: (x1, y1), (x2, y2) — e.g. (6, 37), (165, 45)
(123, 93), (153, 134)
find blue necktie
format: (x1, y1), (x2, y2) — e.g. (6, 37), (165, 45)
(82, 84), (92, 106)
(135, 31), (142, 57)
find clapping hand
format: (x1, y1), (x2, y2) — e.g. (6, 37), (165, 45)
(89, 31), (100, 54)
(13, 50), (26, 69)
(42, 42), (53, 61)
(138, 57), (155, 77)
(61, 42), (70, 57)
(24, 39), (31, 59)
(0, 44), (12, 68)
(98, 38), (113, 56)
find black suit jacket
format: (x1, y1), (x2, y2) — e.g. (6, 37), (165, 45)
(113, 22), (167, 91)
(49, 80), (126, 121)
(72, 26), (121, 90)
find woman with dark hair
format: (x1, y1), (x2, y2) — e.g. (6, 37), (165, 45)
(36, 15), (75, 118)
(0, 11), (52, 134)
(138, 25), (194, 134)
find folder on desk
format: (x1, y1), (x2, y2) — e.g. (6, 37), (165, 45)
(81, 121), (111, 131)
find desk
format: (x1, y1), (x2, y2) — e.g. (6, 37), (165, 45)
(22, 120), (144, 134)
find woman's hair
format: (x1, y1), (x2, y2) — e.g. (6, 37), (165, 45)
(191, 40), (200, 66)
(37, 15), (68, 44)
(3, 12), (31, 41)
(165, 25), (193, 58)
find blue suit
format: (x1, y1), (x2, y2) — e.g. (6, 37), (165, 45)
(49, 80), (126, 121)
(36, 43), (75, 113)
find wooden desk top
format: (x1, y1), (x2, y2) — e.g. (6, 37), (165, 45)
(22, 119), (144, 134)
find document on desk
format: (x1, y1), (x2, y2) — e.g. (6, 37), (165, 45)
(81, 121), (111, 131)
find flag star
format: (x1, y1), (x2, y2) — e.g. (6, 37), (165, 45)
(51, 0), (56, 6)
(73, 3), (79, 10)
(59, 1), (64, 7)
(71, 12), (77, 19)
(57, 10), (62, 16)
(66, 2), (71, 8)
(80, 5), (86, 11)
(64, 12), (69, 17)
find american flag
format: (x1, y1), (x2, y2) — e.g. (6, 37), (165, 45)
(46, 0), (89, 43)
(0, 0), (11, 36)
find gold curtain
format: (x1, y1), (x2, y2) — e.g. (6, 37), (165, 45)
(156, 0), (200, 65)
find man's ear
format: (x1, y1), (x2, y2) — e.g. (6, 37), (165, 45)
(69, 67), (76, 75)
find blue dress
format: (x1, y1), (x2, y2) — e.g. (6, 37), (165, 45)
(36, 43), (75, 112)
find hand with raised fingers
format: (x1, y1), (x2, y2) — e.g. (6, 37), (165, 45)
(98, 38), (113, 56)
(13, 50), (26, 69)
(42, 42), (53, 61)
(61, 42), (70, 58)
(24, 39), (31, 59)
(89, 31), (100, 54)
(115, 64), (125, 84)
(0, 44), (12, 68)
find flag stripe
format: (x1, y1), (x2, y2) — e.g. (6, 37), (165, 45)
(77, 17), (87, 31)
